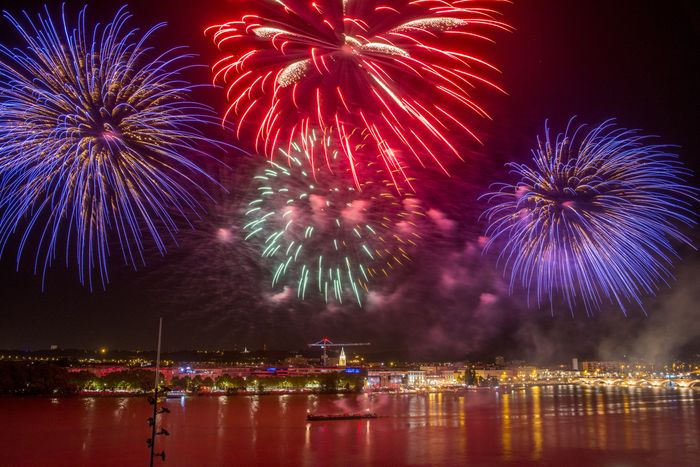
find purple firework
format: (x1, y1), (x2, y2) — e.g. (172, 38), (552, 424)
(482, 119), (697, 313)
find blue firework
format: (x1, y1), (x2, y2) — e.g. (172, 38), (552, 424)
(482, 119), (697, 313)
(0, 5), (223, 289)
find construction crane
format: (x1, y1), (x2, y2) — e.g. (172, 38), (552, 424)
(308, 338), (370, 366)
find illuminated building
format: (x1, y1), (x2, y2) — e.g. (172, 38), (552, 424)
(406, 371), (426, 387)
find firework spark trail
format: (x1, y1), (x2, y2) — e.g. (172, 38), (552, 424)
(482, 119), (698, 314)
(0, 5), (225, 289)
(207, 0), (509, 190)
(243, 130), (426, 305)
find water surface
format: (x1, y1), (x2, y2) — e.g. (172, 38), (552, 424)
(1, 386), (698, 466)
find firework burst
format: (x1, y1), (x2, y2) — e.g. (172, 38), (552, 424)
(243, 130), (425, 305)
(0, 5), (223, 289)
(207, 0), (509, 189)
(482, 120), (697, 313)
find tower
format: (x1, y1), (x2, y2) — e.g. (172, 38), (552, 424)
(338, 347), (347, 367)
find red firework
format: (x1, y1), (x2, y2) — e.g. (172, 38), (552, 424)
(207, 0), (509, 190)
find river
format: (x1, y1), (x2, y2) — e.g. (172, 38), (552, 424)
(1, 386), (698, 466)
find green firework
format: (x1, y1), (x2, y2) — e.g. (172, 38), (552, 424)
(243, 133), (424, 305)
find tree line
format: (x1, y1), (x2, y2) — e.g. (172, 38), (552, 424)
(0, 362), (365, 395)
(170, 372), (364, 393)
(0, 362), (157, 395)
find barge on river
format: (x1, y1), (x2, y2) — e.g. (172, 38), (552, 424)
(307, 411), (378, 421)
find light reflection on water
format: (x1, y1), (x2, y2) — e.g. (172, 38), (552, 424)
(531, 385), (542, 461)
(501, 392), (511, 461)
(0, 386), (698, 466)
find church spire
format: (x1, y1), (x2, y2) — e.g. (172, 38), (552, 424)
(338, 347), (347, 367)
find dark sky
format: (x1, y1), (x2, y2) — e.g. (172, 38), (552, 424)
(0, 0), (698, 363)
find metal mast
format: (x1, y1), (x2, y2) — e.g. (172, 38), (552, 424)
(147, 318), (170, 465)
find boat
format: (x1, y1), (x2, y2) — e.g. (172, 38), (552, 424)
(165, 390), (189, 399)
(307, 411), (378, 421)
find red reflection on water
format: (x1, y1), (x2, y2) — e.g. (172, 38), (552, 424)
(0, 387), (698, 466)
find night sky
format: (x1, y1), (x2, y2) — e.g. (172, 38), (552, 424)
(1, 0), (698, 362)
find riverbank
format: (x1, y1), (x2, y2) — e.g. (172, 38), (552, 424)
(2, 382), (697, 399)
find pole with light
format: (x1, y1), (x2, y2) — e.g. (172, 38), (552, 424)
(147, 317), (170, 464)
